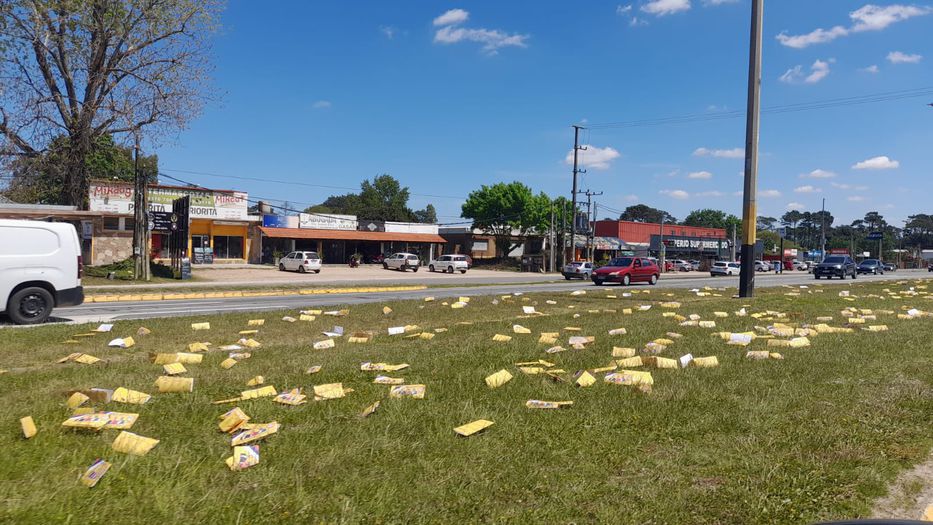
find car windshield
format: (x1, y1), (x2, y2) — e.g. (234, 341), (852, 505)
(713, 262), (727, 266)
(608, 257), (633, 267)
(823, 256), (845, 264)
(860, 259), (878, 265)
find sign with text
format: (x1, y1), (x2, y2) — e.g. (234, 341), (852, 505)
(89, 182), (247, 220)
(867, 231), (883, 241)
(150, 211), (176, 233)
(649, 235), (725, 254)
(298, 213), (357, 230)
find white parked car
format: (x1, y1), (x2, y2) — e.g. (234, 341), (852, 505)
(429, 254), (469, 274)
(383, 252), (421, 272)
(278, 251), (322, 273)
(1, 219), (84, 324)
(710, 261), (741, 276)
(562, 261), (594, 280)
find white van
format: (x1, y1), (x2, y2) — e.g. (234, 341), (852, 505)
(1, 219), (84, 324)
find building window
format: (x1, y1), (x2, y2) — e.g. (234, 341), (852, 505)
(213, 235), (243, 259)
(103, 217), (121, 231)
(124, 217), (135, 232)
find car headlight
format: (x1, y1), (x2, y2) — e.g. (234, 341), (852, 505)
(834, 265), (842, 269)
(609, 271), (620, 276)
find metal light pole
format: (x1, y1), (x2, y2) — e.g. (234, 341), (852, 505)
(738, 0), (764, 298)
(820, 197), (826, 261)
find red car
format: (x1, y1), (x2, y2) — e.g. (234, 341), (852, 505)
(592, 257), (660, 286)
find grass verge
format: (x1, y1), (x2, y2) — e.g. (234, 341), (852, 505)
(1, 279), (932, 523)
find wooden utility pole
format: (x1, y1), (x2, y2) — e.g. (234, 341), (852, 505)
(132, 133), (150, 281)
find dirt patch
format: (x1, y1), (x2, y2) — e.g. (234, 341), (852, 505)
(872, 451), (933, 520)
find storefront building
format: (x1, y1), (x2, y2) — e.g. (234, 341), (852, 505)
(85, 181), (258, 265)
(595, 220), (727, 260)
(255, 213), (445, 264)
(439, 227), (545, 260)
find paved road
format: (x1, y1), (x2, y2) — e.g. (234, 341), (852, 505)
(42, 270), (928, 324)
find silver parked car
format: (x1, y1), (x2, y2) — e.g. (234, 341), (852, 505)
(429, 254), (469, 274)
(383, 252), (421, 272)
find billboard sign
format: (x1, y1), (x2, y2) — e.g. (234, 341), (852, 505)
(867, 231), (883, 241)
(89, 182), (248, 220)
(262, 214), (298, 228)
(298, 213), (357, 230)
(783, 248), (798, 257)
(649, 235), (725, 254)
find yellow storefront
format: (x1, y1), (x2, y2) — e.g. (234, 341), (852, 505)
(186, 219), (251, 264)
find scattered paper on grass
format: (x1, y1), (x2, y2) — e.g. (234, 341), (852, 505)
(612, 347), (636, 358)
(187, 342), (209, 353)
(191, 322), (210, 331)
(240, 385), (277, 400)
(306, 365), (322, 375)
(239, 330), (259, 335)
(299, 314), (316, 322)
(691, 356), (719, 368)
(282, 316), (296, 323)
(575, 371), (596, 387)
(112, 431), (159, 456)
(519, 367), (544, 375)
(644, 356), (678, 369)
(246, 376), (264, 387)
(220, 358), (238, 370)
(80, 459), (111, 488)
(616, 356), (644, 368)
(512, 325), (531, 334)
(248, 319), (265, 327)
(67, 392), (90, 409)
(58, 353), (101, 365)
(388, 326), (405, 336)
(155, 376), (194, 393)
(275, 388), (307, 406)
(322, 326), (344, 338)
(678, 354), (694, 368)
(226, 445), (260, 471)
(313, 383), (346, 401)
(219, 407), (250, 433)
(545, 345), (566, 354)
(605, 370), (654, 386)
(608, 328), (627, 336)
(361, 400), (380, 418)
(94, 324), (113, 333)
(313, 339), (335, 350)
(492, 334), (512, 342)
(162, 363), (187, 375)
(454, 419), (494, 437)
(112, 387), (151, 405)
(373, 375), (405, 385)
(20, 416), (36, 439)
(389, 384), (425, 399)
(361, 362), (409, 372)
(726, 333), (754, 346)
(526, 400), (573, 409)
(231, 422), (280, 446)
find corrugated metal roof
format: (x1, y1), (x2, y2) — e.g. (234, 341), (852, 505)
(259, 226), (446, 243)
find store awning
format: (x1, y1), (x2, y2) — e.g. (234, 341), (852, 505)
(259, 226), (446, 244)
(568, 235), (630, 250)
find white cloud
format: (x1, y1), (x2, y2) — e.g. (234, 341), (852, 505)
(852, 155), (899, 170)
(830, 182), (852, 190)
(786, 202), (806, 211)
(563, 145), (621, 170)
(660, 189), (690, 200)
(693, 147), (744, 159)
(312, 100), (332, 109)
(776, 4), (932, 48)
(688, 171), (713, 180)
(623, 194), (639, 202)
(433, 8), (469, 26)
(379, 26), (397, 39)
(759, 189), (782, 198)
(850, 4), (932, 32)
(860, 64), (880, 73)
(803, 169), (836, 179)
(887, 51), (923, 64)
(847, 195), (866, 202)
(696, 190), (724, 197)
(432, 9), (528, 54)
(616, 4), (633, 14)
(642, 0), (691, 16)
(794, 185), (821, 193)
(776, 26), (848, 49)
(780, 59), (832, 84)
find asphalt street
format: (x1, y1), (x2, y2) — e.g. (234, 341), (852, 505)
(40, 269), (928, 324)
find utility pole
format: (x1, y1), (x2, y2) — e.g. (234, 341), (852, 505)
(820, 197), (826, 261)
(738, 0), (764, 298)
(568, 125), (586, 263)
(132, 133), (150, 281)
(581, 189), (602, 261)
(659, 217), (666, 273)
(549, 206), (556, 272)
(731, 223), (737, 261)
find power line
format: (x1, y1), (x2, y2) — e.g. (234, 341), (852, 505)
(587, 86), (933, 130)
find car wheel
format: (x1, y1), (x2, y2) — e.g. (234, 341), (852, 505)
(564, 275), (571, 280)
(429, 265), (435, 272)
(852, 272), (856, 279)
(460, 270), (467, 274)
(279, 263), (285, 271)
(383, 262), (388, 269)
(622, 274), (631, 286)
(298, 265), (306, 273)
(583, 272), (590, 280)
(649, 274), (658, 285)
(314, 269), (321, 274)
(447, 266), (454, 274)
(413, 267), (418, 273)
(594, 280), (603, 286)
(8, 286), (54, 325)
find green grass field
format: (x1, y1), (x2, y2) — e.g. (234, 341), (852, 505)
(2, 280), (932, 524)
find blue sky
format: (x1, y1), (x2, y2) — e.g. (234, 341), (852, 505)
(156, 1), (933, 227)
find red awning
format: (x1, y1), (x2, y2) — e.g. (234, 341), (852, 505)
(259, 226), (446, 244)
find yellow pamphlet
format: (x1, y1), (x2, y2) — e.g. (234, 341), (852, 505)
(246, 376), (264, 386)
(389, 384), (425, 399)
(163, 363), (187, 375)
(575, 371), (596, 387)
(691, 356), (719, 368)
(220, 358), (238, 369)
(313, 383), (346, 400)
(111, 431), (160, 456)
(454, 419), (494, 437)
(485, 369), (513, 389)
(361, 400), (380, 418)
(240, 385), (277, 399)
(191, 322), (210, 330)
(612, 347), (636, 358)
(226, 445), (260, 471)
(80, 459), (111, 488)
(231, 422), (279, 446)
(155, 376), (194, 393)
(492, 334), (512, 342)
(67, 392), (90, 409)
(20, 416), (37, 439)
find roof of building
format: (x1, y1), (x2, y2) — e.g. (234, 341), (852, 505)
(259, 226), (446, 244)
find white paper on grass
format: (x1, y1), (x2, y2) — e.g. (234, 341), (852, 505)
(729, 333), (753, 345)
(388, 326), (405, 335)
(679, 354), (694, 368)
(522, 306), (537, 314)
(108, 338), (126, 347)
(96, 324), (114, 332)
(322, 326), (344, 337)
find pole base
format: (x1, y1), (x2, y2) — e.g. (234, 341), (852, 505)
(738, 244), (756, 297)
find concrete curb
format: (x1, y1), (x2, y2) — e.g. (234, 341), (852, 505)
(83, 285), (428, 303)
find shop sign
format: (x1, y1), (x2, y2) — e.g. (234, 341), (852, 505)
(89, 181), (247, 220)
(650, 235), (724, 253)
(298, 213), (357, 230)
(262, 214), (298, 228)
(358, 219), (386, 232)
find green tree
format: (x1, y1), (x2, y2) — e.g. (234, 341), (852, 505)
(461, 182), (551, 259)
(413, 204), (437, 224)
(619, 204), (676, 224)
(3, 134), (157, 204)
(781, 210), (804, 241)
(1, 1), (222, 208)
(304, 174), (416, 221)
(757, 216), (778, 231)
(683, 208), (741, 230)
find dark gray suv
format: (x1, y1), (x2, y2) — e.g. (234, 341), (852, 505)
(813, 256), (857, 280)
(857, 259), (884, 275)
